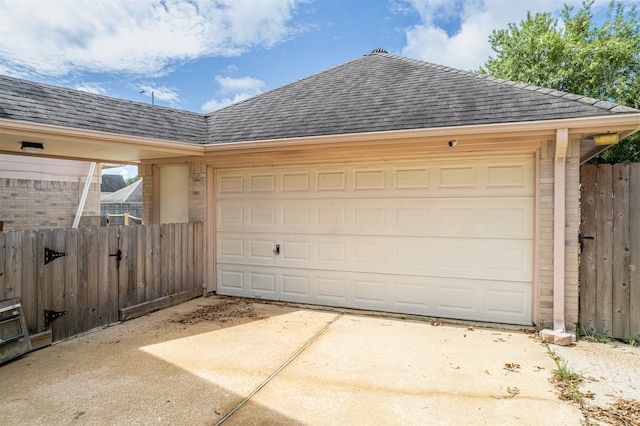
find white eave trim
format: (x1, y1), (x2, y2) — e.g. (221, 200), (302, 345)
(0, 118), (204, 156)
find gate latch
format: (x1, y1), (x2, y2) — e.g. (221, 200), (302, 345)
(44, 248), (67, 265)
(109, 249), (122, 269)
(579, 233), (595, 252)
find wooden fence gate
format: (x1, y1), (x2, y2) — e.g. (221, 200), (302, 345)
(0, 223), (204, 345)
(580, 163), (640, 340)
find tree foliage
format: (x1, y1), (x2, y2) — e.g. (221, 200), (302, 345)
(125, 176), (141, 186)
(478, 0), (640, 163)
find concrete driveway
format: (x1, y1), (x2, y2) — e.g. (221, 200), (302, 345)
(0, 297), (581, 425)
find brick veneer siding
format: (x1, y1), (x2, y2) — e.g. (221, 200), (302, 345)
(0, 178), (100, 230)
(536, 138), (580, 330)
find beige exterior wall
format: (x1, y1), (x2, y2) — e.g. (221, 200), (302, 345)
(159, 165), (189, 223)
(536, 138), (580, 330)
(141, 160), (207, 225)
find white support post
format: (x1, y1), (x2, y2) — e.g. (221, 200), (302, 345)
(553, 129), (568, 333)
(72, 162), (97, 229)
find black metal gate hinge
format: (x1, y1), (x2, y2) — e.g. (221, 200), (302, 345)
(44, 247), (67, 265)
(44, 310), (67, 327)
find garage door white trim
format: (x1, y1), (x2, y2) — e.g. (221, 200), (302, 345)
(215, 156), (534, 324)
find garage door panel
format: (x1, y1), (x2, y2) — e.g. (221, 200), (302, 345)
(282, 275), (309, 296)
(216, 157), (534, 325)
(218, 233), (531, 282)
(217, 158), (533, 200)
(217, 264), (532, 324)
(218, 197), (533, 239)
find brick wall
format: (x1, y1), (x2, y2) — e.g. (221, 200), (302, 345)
(0, 178), (101, 230)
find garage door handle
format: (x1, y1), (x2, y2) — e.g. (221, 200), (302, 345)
(273, 244), (280, 255)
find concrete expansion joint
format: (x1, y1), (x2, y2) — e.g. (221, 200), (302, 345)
(215, 314), (342, 425)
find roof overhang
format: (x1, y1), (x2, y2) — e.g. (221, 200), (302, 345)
(0, 118), (204, 164)
(1, 113), (639, 165)
(201, 114), (640, 164)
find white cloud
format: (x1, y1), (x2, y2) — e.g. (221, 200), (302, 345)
(201, 75), (265, 112)
(0, 0), (302, 77)
(103, 165), (138, 181)
(75, 83), (107, 95)
(399, 0), (606, 71)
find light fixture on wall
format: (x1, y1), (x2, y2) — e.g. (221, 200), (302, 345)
(593, 133), (619, 145)
(21, 141), (44, 154)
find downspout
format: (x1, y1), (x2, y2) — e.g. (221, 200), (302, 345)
(553, 129), (568, 332)
(72, 162), (97, 229)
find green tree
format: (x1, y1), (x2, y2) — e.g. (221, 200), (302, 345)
(478, 0), (640, 163)
(125, 176), (141, 186)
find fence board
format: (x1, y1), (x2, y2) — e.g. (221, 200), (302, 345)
(37, 230), (51, 334)
(152, 225), (162, 300)
(20, 230), (38, 333)
(596, 165), (614, 336)
(167, 224), (175, 295)
(160, 224), (169, 297)
(107, 226), (119, 324)
(580, 165), (598, 334)
(118, 225), (130, 310)
(136, 225), (146, 304)
(187, 223), (194, 291)
(174, 223), (183, 293)
(50, 229), (67, 341)
(194, 222), (203, 291)
(612, 164), (630, 338)
(630, 164), (640, 339)
(97, 227), (110, 326)
(4, 231), (20, 300)
(65, 229), (79, 337)
(1, 223), (203, 343)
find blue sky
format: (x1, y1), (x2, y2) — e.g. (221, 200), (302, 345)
(0, 0), (631, 178)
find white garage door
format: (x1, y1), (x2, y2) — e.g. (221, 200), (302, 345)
(216, 156), (534, 325)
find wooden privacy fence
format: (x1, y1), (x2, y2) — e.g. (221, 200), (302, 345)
(0, 223), (204, 344)
(580, 163), (640, 340)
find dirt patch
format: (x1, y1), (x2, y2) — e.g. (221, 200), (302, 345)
(171, 298), (265, 325)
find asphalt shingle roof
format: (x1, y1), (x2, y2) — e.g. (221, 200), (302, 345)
(1, 52), (638, 147)
(101, 174), (126, 193)
(0, 75), (206, 144)
(101, 179), (142, 203)
(205, 52), (638, 144)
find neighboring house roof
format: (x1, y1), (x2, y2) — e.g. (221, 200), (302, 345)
(101, 179), (142, 203)
(206, 52), (639, 144)
(101, 174), (126, 193)
(0, 51), (638, 148)
(0, 75), (206, 144)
